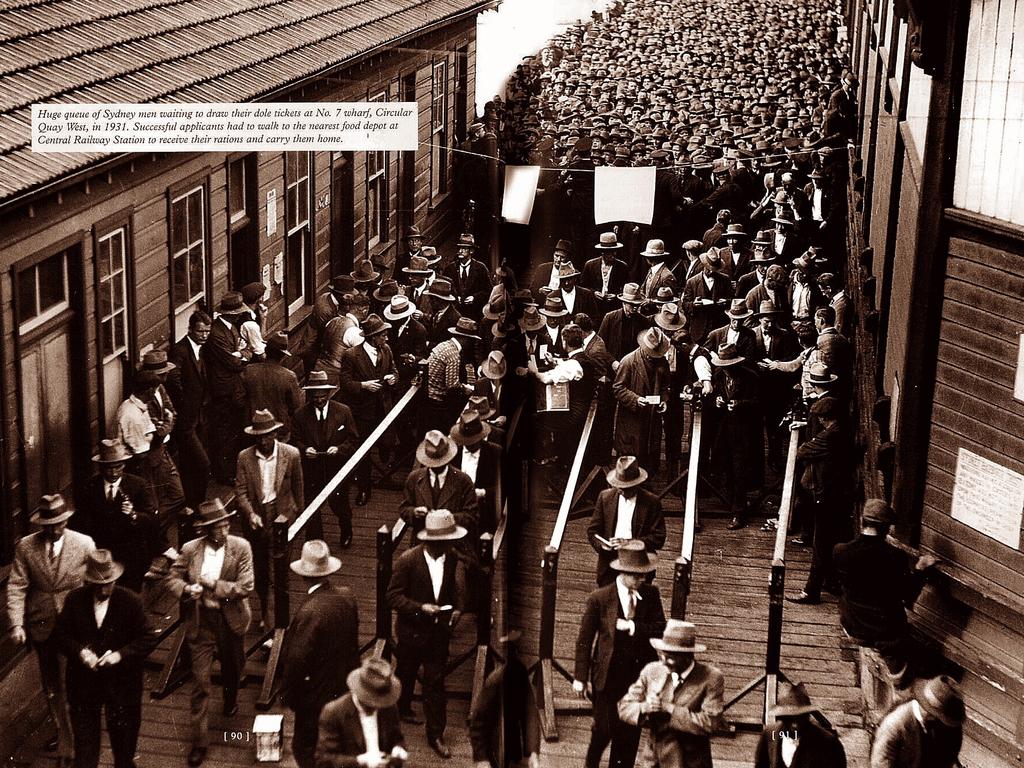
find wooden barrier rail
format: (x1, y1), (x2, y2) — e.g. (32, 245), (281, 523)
(671, 399), (705, 620)
(534, 396), (599, 742)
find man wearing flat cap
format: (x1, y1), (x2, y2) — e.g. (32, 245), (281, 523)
(281, 540), (359, 768)
(618, 619), (724, 768)
(574, 541), (666, 768)
(872, 675), (964, 768)
(316, 657), (408, 768)
(753, 681), (846, 767)
(291, 372), (360, 547)
(387, 510), (468, 759)
(55, 549), (157, 768)
(167, 499), (254, 767)
(613, 327), (672, 474)
(6, 494), (96, 758)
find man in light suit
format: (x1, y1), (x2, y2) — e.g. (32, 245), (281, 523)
(618, 619), (725, 768)
(315, 657), (408, 768)
(281, 540), (360, 768)
(639, 239), (679, 300)
(573, 542), (667, 768)
(587, 457), (666, 586)
(6, 494), (96, 759)
(167, 499), (254, 767)
(235, 409), (304, 628)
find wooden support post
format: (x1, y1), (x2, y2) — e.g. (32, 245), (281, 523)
(150, 625), (189, 699)
(671, 556), (692, 620)
(537, 546), (559, 741)
(477, 533), (494, 645)
(257, 515), (290, 709)
(376, 524), (393, 658)
(764, 561), (786, 723)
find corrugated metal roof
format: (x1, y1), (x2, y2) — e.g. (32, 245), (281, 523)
(0, 0), (490, 203)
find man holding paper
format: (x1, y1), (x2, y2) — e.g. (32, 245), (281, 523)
(612, 327), (672, 474)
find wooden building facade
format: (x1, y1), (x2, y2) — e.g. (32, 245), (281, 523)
(845, 0), (1024, 764)
(0, 0), (493, 753)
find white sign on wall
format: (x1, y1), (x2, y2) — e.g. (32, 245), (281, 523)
(266, 189), (278, 236)
(951, 447), (1024, 550)
(1014, 332), (1024, 402)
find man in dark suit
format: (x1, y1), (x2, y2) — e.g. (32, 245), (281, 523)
(530, 239), (573, 301)
(55, 550), (157, 768)
(754, 681), (847, 768)
(386, 510), (468, 759)
(586, 457), (666, 586)
(241, 332), (304, 441)
(751, 301), (802, 469)
(769, 216), (806, 264)
(572, 542), (667, 768)
(449, 411), (502, 534)
(166, 500), (254, 767)
(338, 314), (399, 505)
(167, 309), (211, 509)
(235, 409), (304, 628)
(817, 273), (850, 338)
(832, 499), (938, 682)
(597, 283), (648, 365)
(201, 292), (248, 483)
(395, 225), (424, 280)
(444, 233), (491, 320)
(681, 250), (732, 343)
(291, 372), (360, 547)
(315, 658), (407, 768)
(424, 279), (464, 348)
(580, 233), (629, 313)
(735, 235), (774, 299)
(705, 299), (758, 361)
(556, 262), (600, 323)
(282, 540), (360, 768)
(73, 440), (162, 592)
(744, 264), (792, 319)
(399, 431), (478, 540)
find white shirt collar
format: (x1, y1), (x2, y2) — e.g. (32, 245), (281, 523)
(583, 331), (596, 347)
(187, 336), (203, 358)
(308, 581), (326, 595)
(256, 441), (278, 461)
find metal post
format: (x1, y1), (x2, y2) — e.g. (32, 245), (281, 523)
(671, 556), (692, 620)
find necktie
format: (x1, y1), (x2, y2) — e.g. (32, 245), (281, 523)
(107, 484), (115, 502)
(430, 473), (441, 507)
(49, 541), (58, 563)
(627, 590), (637, 619)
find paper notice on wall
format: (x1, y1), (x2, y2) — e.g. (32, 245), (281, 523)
(594, 166), (656, 225)
(1014, 332), (1024, 402)
(501, 165), (540, 224)
(266, 190), (278, 236)
(951, 447), (1024, 550)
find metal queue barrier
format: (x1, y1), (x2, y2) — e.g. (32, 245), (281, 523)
(720, 423), (823, 730)
(670, 397), (705, 620)
(533, 397), (599, 743)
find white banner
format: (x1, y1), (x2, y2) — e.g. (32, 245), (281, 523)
(501, 165), (541, 224)
(594, 166), (656, 225)
(31, 103), (418, 152)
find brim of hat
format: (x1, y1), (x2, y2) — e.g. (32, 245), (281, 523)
(427, 292), (456, 302)
(538, 309), (569, 317)
(726, 310), (754, 319)
(416, 524), (468, 541)
(771, 218), (794, 225)
(218, 305), (248, 314)
(347, 669), (402, 708)
(302, 383), (338, 391)
(769, 703), (818, 718)
(655, 317), (686, 331)
(31, 510), (75, 524)
(650, 639), (707, 653)
(610, 557), (658, 573)
(449, 422), (491, 445)
(751, 253), (773, 260)
(352, 271), (381, 282)
(915, 681), (965, 727)
(753, 310), (784, 318)
(482, 307), (504, 320)
(402, 267), (432, 275)
(384, 305), (417, 320)
(617, 294), (645, 304)
(144, 363), (177, 374)
(363, 326), (391, 337)
(809, 374), (839, 384)
(448, 327), (482, 339)
(372, 289), (399, 302)
(711, 354), (745, 366)
(84, 562), (125, 584)
(519, 318), (546, 331)
(290, 556), (342, 578)
(194, 511), (235, 526)
(595, 242), (624, 249)
(416, 443), (458, 468)
(244, 421), (284, 435)
(606, 468), (649, 488)
(641, 250), (669, 258)
(862, 513), (895, 525)
(92, 453), (130, 464)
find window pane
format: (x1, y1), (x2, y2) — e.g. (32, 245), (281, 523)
(287, 187), (298, 229)
(37, 254), (66, 312)
(173, 253), (188, 298)
(286, 153), (297, 181)
(171, 198), (187, 251)
(113, 312), (126, 351)
(286, 231), (303, 305)
(187, 191), (203, 244)
(297, 179), (309, 225)
(17, 268), (37, 323)
(112, 274), (124, 313)
(368, 185), (379, 241)
(100, 280), (112, 318)
(97, 237), (110, 282)
(188, 244), (204, 298)
(229, 159), (246, 215)
(101, 319), (114, 358)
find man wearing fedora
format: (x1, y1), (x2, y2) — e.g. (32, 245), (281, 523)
(735, 234), (774, 300)
(339, 314), (398, 506)
(297, 276), (352, 374)
(753, 681), (846, 767)
(74, 440), (162, 592)
(706, 298), (758, 361)
(872, 675), (964, 768)
(55, 550), (157, 768)
(613, 327), (672, 474)
(316, 657), (408, 768)
(556, 262), (600, 323)
(385, 295), (428, 385)
(314, 291), (361, 386)
(709, 342), (764, 529)
(351, 258), (382, 296)
(618, 619), (725, 768)
(235, 409), (304, 627)
(291, 372), (360, 547)
(751, 300), (801, 469)
(167, 499), (254, 766)
(281, 540), (360, 768)
(598, 283), (649, 366)
(424, 278), (465, 348)
(682, 251), (732, 344)
(640, 240), (679, 301)
(450, 411), (502, 534)
(6, 494), (96, 758)
(396, 225), (424, 279)
(573, 541), (666, 768)
(537, 295), (569, 359)
(425, 317), (481, 434)
(581, 233), (629, 313)
(832, 499), (938, 685)
(168, 309), (213, 510)
(718, 224), (753, 282)
(241, 331), (304, 441)
(387, 510), (468, 758)
(473, 350), (510, 422)
(444, 233), (491, 320)
(587, 457), (666, 586)
(400, 431), (478, 540)
(400, 255), (436, 310)
(202, 291), (249, 484)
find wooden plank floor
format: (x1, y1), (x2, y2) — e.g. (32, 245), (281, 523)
(511, 465), (871, 768)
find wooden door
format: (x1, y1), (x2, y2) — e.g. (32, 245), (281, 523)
(331, 152), (355, 275)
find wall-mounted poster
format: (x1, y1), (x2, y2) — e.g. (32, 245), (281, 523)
(951, 447), (1024, 550)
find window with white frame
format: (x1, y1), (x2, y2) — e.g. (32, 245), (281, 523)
(97, 227), (129, 361)
(17, 250), (69, 333)
(285, 152), (312, 314)
(170, 185), (206, 337)
(430, 60), (449, 199)
(367, 91), (390, 249)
